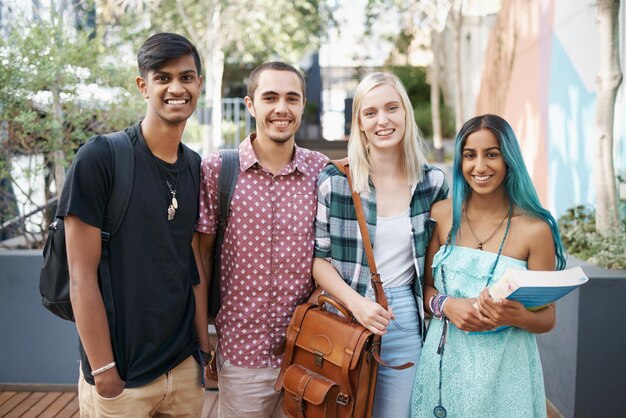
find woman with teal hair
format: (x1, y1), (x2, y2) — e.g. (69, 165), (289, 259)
(411, 114), (566, 418)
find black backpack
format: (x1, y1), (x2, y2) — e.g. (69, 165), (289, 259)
(208, 149), (239, 318)
(39, 131), (204, 321)
(39, 131), (134, 321)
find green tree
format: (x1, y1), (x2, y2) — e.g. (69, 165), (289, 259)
(365, 0), (455, 161)
(593, 0), (622, 236)
(106, 0), (333, 153)
(0, 14), (143, 245)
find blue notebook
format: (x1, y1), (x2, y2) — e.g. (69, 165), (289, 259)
(469, 266), (589, 334)
(489, 266), (589, 310)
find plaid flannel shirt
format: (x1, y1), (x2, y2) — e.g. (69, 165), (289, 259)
(314, 163), (449, 337)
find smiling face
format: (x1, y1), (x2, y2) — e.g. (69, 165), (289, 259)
(358, 83), (406, 153)
(461, 128), (507, 196)
(245, 69), (305, 145)
(136, 54), (202, 127)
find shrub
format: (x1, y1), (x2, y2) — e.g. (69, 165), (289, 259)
(558, 204), (626, 269)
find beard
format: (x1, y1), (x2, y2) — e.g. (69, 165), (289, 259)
(269, 135), (292, 144)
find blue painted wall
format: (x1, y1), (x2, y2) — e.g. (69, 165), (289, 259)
(547, 35), (597, 217)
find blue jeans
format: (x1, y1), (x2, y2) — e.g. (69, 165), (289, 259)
(373, 285), (422, 418)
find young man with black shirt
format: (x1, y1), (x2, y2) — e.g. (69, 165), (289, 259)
(59, 33), (210, 417)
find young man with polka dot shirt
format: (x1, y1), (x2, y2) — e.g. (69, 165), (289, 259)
(194, 62), (328, 417)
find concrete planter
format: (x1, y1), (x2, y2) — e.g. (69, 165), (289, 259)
(0, 250), (78, 387)
(2, 248), (625, 413)
(537, 257), (626, 417)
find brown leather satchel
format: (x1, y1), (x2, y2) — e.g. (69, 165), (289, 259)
(275, 159), (412, 418)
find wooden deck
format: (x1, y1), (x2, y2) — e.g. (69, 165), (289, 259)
(0, 389), (219, 418)
(1, 388), (563, 418)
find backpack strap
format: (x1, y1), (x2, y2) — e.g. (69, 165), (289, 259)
(182, 144), (200, 193)
(218, 150), (239, 226)
(97, 130), (133, 339)
(208, 148), (240, 317)
(181, 144), (202, 288)
(101, 130), (134, 240)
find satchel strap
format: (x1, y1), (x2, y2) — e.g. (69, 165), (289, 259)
(294, 371), (316, 418)
(331, 159), (387, 310)
(331, 159), (414, 371)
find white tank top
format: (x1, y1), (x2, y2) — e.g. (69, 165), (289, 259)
(373, 207), (415, 288)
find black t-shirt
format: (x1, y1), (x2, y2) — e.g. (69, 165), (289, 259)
(57, 122), (201, 387)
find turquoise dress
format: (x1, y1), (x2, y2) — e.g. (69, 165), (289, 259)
(411, 246), (547, 418)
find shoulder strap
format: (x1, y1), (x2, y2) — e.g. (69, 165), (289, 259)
(98, 130), (133, 337)
(330, 159), (386, 310)
(102, 130), (134, 240)
(182, 144), (200, 193)
(332, 157), (349, 173)
(217, 149), (239, 224)
(208, 149), (240, 318)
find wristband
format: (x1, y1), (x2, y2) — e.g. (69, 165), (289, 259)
(428, 293), (438, 314)
(91, 361), (116, 376)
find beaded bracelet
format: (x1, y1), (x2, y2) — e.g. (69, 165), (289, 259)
(439, 296), (450, 318)
(431, 294), (449, 319)
(91, 361), (116, 376)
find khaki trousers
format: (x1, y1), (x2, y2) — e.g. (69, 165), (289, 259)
(78, 355), (204, 418)
(217, 353), (287, 418)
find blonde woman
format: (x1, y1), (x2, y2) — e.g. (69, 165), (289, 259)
(313, 72), (448, 417)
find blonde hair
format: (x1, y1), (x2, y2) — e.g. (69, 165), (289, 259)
(347, 72), (427, 193)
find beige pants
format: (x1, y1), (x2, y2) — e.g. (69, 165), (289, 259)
(217, 353), (287, 418)
(78, 355), (204, 418)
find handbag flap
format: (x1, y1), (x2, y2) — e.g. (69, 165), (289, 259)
(294, 307), (372, 370)
(283, 364), (338, 406)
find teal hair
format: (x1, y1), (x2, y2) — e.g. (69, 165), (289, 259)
(444, 114), (566, 270)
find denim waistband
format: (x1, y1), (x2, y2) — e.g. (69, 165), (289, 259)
(383, 284), (413, 298)
(366, 284), (414, 301)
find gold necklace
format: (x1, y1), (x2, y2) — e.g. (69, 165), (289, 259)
(464, 207), (511, 250)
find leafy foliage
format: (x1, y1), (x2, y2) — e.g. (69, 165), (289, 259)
(558, 204), (626, 269)
(147, 0), (332, 66)
(0, 14), (144, 246)
(0, 17), (143, 163)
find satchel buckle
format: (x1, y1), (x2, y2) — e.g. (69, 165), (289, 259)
(314, 351), (324, 368)
(336, 393), (349, 405)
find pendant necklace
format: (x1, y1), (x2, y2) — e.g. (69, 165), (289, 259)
(151, 153), (179, 221)
(165, 179), (178, 220)
(464, 206), (511, 250)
